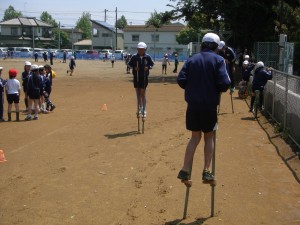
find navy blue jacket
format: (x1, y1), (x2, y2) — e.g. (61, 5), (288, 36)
(177, 49), (231, 111)
(242, 63), (255, 82)
(128, 53), (154, 77)
(27, 74), (44, 96)
(252, 67), (272, 90)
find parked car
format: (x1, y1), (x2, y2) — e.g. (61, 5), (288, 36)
(19, 47), (33, 58)
(86, 50), (99, 59)
(7, 47), (22, 57)
(0, 47), (7, 58)
(99, 49), (113, 59)
(114, 49), (126, 60)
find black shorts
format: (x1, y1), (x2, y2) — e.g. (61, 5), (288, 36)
(7, 93), (20, 104)
(133, 74), (148, 89)
(186, 107), (217, 132)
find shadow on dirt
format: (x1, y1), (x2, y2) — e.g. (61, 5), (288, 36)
(164, 216), (210, 224)
(104, 131), (139, 139)
(126, 75), (178, 85)
(241, 116), (256, 121)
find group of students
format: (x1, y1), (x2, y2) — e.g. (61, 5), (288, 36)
(0, 61), (56, 122)
(239, 55), (273, 111)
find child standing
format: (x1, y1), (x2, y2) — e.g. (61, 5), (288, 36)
(22, 61), (31, 112)
(111, 54), (115, 68)
(5, 69), (21, 121)
(162, 54), (170, 75)
(173, 53), (179, 73)
(67, 56), (76, 76)
(43, 64), (56, 111)
(26, 65), (43, 120)
(0, 67), (7, 121)
(128, 42), (154, 119)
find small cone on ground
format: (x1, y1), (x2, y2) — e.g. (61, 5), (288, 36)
(101, 104), (108, 111)
(0, 150), (7, 162)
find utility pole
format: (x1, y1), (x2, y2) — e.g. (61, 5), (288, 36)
(58, 22), (61, 50)
(104, 9), (108, 22)
(115, 7), (118, 50)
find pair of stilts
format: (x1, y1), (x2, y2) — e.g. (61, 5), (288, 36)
(182, 92), (234, 219)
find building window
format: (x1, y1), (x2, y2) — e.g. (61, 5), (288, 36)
(132, 35), (139, 42)
(11, 27), (18, 36)
(151, 34), (159, 42)
(93, 28), (99, 37)
(102, 33), (112, 37)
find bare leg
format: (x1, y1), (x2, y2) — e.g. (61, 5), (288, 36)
(182, 131), (202, 172)
(203, 131), (215, 170)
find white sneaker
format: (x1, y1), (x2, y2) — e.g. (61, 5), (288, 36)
(142, 111), (147, 118)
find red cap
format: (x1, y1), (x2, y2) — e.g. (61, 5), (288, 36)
(9, 69), (18, 77)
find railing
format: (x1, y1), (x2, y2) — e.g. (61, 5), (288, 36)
(264, 69), (300, 148)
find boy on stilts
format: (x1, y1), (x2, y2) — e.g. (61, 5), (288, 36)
(128, 42), (154, 119)
(177, 33), (231, 184)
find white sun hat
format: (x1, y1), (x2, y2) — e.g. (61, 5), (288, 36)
(137, 42), (147, 49)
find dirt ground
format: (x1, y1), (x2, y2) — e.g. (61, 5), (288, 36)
(0, 58), (299, 225)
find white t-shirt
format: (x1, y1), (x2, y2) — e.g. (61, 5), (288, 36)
(6, 79), (20, 94)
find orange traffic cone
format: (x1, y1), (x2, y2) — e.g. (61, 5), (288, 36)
(101, 104), (108, 111)
(0, 150), (7, 162)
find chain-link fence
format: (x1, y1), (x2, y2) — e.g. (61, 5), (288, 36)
(264, 69), (300, 148)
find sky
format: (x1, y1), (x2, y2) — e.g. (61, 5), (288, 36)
(0, 0), (177, 27)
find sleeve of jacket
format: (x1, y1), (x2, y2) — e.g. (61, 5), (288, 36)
(177, 61), (188, 89)
(216, 58), (231, 92)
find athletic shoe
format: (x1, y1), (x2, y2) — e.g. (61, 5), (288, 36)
(177, 170), (190, 181)
(202, 170), (215, 182)
(25, 115), (32, 121)
(50, 105), (56, 111)
(33, 115), (38, 120)
(142, 111), (147, 118)
(136, 107), (142, 117)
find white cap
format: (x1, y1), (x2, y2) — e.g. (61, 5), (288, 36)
(202, 33), (220, 46)
(218, 41), (226, 49)
(71, 56), (75, 59)
(244, 55), (250, 60)
(31, 64), (39, 70)
(256, 61), (264, 68)
(243, 60), (249, 65)
(25, 61), (31, 66)
(39, 65), (44, 69)
(0, 67), (3, 70)
(137, 42), (147, 49)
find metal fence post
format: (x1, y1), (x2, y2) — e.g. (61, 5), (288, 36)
(284, 73), (288, 130)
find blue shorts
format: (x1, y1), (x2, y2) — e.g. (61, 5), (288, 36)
(186, 106), (217, 132)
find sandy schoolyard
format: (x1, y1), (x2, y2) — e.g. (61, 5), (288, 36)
(0, 58), (299, 225)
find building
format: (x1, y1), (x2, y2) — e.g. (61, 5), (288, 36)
(0, 17), (53, 48)
(90, 20), (124, 50)
(60, 27), (84, 50)
(123, 23), (187, 60)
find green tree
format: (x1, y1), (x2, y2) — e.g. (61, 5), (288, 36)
(145, 10), (170, 28)
(40, 11), (58, 27)
(116, 15), (127, 30)
(76, 12), (92, 39)
(162, 0), (300, 48)
(3, 5), (22, 21)
(176, 26), (198, 45)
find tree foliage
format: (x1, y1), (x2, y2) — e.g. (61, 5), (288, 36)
(116, 15), (128, 30)
(163, 0), (300, 48)
(76, 12), (92, 39)
(146, 10), (171, 28)
(3, 5), (22, 21)
(40, 11), (58, 27)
